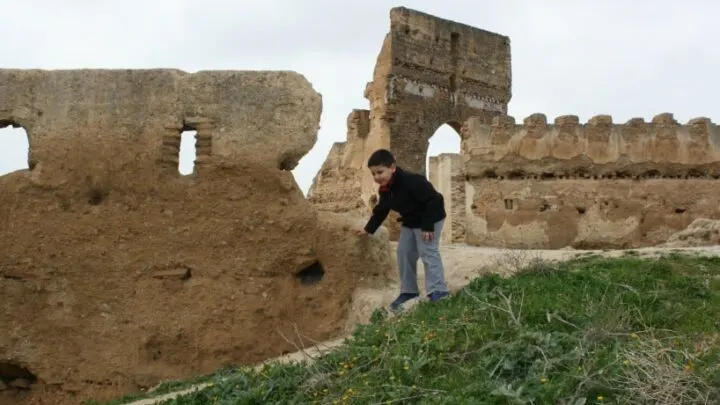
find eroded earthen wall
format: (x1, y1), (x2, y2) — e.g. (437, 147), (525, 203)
(380, 7), (511, 174)
(307, 109), (370, 216)
(462, 113), (720, 248)
(0, 69), (392, 404)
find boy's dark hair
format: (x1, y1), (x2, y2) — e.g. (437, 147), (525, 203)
(367, 149), (396, 168)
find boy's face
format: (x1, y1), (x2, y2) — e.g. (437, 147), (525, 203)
(369, 163), (396, 186)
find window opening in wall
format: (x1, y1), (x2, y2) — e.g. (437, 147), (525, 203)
(178, 130), (197, 175)
(426, 123), (461, 178)
(0, 123), (30, 175)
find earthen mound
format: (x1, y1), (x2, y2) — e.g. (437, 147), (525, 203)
(0, 69), (392, 404)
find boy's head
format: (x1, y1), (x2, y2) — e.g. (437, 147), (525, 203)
(367, 149), (396, 186)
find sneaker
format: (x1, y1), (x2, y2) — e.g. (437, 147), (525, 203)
(389, 293), (419, 311)
(427, 291), (449, 302)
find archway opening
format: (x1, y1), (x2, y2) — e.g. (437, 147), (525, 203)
(178, 130), (197, 175)
(0, 123), (30, 175)
(426, 123), (461, 178)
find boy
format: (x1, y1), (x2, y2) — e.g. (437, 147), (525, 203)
(356, 148), (450, 311)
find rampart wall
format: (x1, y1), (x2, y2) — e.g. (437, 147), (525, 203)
(458, 113), (720, 248)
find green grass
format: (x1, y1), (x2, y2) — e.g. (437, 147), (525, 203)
(100, 253), (720, 405)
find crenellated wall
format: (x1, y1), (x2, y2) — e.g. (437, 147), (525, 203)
(462, 113), (720, 179)
(460, 113), (720, 249)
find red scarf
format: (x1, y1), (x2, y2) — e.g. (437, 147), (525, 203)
(379, 172), (395, 192)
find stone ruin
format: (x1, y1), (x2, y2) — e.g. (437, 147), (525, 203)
(308, 6), (511, 239)
(0, 69), (392, 404)
(309, 7), (720, 249)
(1, 4), (719, 404)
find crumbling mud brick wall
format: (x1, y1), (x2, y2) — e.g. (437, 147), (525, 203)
(308, 7), (511, 240)
(307, 109), (370, 216)
(461, 113), (720, 249)
(428, 153), (466, 244)
(0, 69), (392, 405)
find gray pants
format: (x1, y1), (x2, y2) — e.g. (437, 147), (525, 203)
(396, 219), (448, 295)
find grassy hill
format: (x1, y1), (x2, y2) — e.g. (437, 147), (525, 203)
(98, 252), (720, 405)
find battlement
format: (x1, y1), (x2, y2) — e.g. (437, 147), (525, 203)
(462, 112), (720, 179)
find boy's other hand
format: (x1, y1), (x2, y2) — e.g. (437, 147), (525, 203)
(355, 228), (368, 236)
(422, 231), (434, 242)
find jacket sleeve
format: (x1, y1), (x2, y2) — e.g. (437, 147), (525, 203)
(363, 189), (391, 234)
(409, 176), (444, 232)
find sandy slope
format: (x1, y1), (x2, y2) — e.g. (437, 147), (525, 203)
(127, 243), (720, 405)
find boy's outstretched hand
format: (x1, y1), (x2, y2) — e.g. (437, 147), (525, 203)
(355, 228), (368, 236)
(422, 231), (434, 242)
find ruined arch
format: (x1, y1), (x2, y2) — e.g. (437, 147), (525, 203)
(368, 7), (511, 175)
(306, 7), (513, 242)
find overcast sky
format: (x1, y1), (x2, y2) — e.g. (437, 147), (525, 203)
(0, 0), (717, 194)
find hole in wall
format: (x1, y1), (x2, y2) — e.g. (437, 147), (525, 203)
(450, 32), (460, 45)
(576, 207), (586, 215)
(504, 199), (514, 210)
(295, 261), (325, 285)
(675, 208), (686, 214)
(87, 188), (106, 205)
(0, 123), (31, 175)
(178, 130), (197, 176)
(540, 172), (556, 180)
(615, 171), (630, 179)
(277, 151), (300, 171)
(483, 170), (498, 179)
(0, 361), (37, 386)
(687, 168), (706, 178)
(507, 170), (526, 180)
(572, 167), (589, 178)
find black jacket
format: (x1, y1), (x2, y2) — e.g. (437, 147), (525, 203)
(364, 166), (446, 234)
